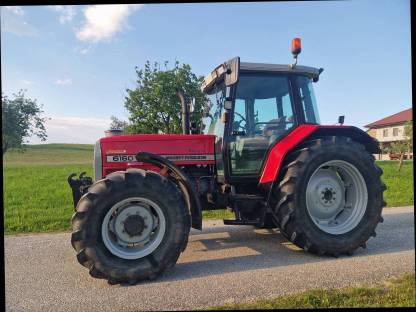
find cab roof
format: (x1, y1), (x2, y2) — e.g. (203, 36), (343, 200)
(240, 62), (322, 80)
(201, 58), (323, 92)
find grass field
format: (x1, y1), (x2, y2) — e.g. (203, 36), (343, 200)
(207, 273), (415, 309)
(4, 145), (93, 234)
(3, 144), (93, 165)
(3, 144), (414, 234)
(378, 160), (414, 207)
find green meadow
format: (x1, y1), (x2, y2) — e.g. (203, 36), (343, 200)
(3, 144), (413, 234)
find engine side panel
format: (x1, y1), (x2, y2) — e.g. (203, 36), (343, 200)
(99, 134), (216, 178)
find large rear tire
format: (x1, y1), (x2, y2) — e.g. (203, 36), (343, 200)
(273, 136), (386, 256)
(71, 168), (190, 284)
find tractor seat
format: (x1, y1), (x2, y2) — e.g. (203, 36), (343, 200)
(262, 117), (286, 134)
(263, 117), (287, 144)
(233, 136), (270, 160)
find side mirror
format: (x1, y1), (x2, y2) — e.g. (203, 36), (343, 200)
(224, 100), (233, 110)
(225, 57), (240, 87)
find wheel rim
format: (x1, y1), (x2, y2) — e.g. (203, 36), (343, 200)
(101, 197), (166, 259)
(306, 160), (368, 235)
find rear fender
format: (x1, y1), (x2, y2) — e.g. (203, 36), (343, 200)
(259, 125), (380, 197)
(136, 152), (203, 230)
(309, 126), (380, 154)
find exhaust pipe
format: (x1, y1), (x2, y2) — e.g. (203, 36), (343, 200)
(176, 89), (190, 135)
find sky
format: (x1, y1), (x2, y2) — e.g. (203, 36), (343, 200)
(1, 0), (412, 144)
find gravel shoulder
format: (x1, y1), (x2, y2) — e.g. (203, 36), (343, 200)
(5, 206), (415, 311)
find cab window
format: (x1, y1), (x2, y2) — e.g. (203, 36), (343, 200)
(202, 83), (224, 135)
(295, 75), (320, 124)
(230, 73), (295, 176)
(202, 82), (226, 176)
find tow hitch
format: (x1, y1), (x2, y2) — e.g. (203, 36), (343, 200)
(67, 172), (93, 210)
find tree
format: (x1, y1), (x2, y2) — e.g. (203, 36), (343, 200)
(124, 61), (205, 134)
(2, 91), (47, 155)
(389, 141), (408, 172)
(109, 115), (128, 131)
(384, 121), (413, 171)
(403, 121), (413, 159)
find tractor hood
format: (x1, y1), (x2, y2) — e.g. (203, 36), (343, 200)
(98, 134), (216, 178)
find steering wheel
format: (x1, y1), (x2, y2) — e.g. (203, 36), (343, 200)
(234, 112), (246, 123)
(233, 112), (247, 132)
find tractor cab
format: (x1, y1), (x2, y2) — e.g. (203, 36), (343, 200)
(201, 44), (323, 184)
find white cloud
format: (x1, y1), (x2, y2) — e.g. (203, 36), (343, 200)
(28, 116), (112, 144)
(79, 47), (90, 54)
(74, 45), (91, 55)
(4, 6), (25, 16)
(76, 4), (143, 42)
(1, 7), (38, 37)
(54, 78), (72, 86)
(22, 80), (33, 85)
(49, 5), (76, 24)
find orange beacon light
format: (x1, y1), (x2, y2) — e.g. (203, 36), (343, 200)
(291, 38), (302, 56)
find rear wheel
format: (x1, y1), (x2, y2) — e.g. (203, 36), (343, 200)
(71, 169), (190, 284)
(273, 136), (386, 256)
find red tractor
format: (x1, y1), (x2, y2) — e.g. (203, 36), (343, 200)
(68, 39), (386, 284)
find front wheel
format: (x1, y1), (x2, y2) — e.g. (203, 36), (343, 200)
(273, 136), (386, 256)
(71, 169), (190, 284)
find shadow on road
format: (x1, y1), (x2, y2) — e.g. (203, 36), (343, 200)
(152, 211), (415, 283)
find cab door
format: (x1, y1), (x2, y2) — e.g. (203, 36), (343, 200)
(227, 73), (296, 180)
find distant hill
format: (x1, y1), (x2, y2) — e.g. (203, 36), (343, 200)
(24, 143), (94, 151)
(3, 144), (94, 165)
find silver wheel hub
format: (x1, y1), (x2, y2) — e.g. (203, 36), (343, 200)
(101, 197), (166, 259)
(307, 169), (344, 220)
(113, 205), (155, 244)
(306, 160), (368, 235)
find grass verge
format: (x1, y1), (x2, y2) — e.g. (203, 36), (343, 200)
(207, 273), (415, 309)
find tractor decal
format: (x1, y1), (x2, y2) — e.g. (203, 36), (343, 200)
(106, 154), (215, 163)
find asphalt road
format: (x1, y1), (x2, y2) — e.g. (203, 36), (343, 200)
(5, 206), (415, 311)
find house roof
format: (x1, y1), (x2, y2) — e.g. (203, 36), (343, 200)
(365, 108), (413, 128)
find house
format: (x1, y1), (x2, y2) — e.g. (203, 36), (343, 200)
(364, 108), (413, 160)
